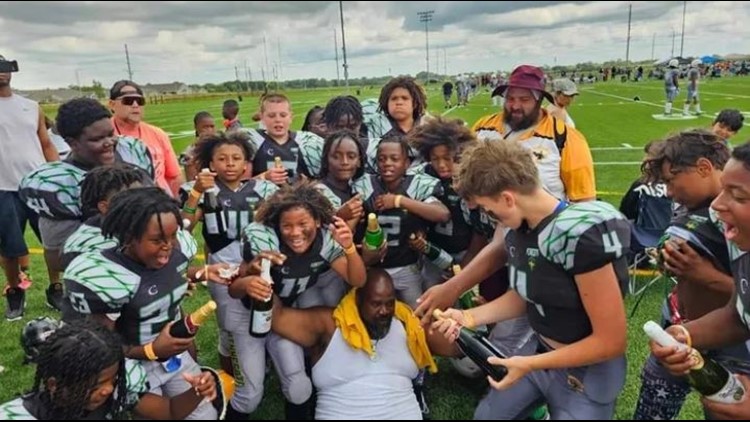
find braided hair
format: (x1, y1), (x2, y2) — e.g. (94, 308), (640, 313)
(79, 164), (148, 220)
(377, 76), (427, 122)
(102, 187), (181, 246)
(319, 130), (366, 180)
(322, 96), (364, 133)
(31, 319), (128, 420)
(192, 131), (256, 171)
(255, 182), (335, 229)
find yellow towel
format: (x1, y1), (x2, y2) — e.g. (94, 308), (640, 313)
(333, 289), (438, 373)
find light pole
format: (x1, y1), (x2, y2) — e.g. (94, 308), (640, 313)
(417, 10), (434, 83)
(339, 1), (350, 89)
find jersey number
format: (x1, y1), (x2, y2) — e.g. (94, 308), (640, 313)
(379, 215), (401, 247)
(225, 210), (252, 239)
(279, 276), (311, 298)
(27, 197), (52, 217)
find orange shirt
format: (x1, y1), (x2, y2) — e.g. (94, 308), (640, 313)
(113, 119), (180, 196)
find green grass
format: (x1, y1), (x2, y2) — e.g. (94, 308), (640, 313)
(6, 77), (750, 419)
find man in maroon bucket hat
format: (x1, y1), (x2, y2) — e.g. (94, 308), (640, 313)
(473, 64), (594, 203)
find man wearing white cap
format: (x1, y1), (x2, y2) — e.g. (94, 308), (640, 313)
(547, 79), (579, 128)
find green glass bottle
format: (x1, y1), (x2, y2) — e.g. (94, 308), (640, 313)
(644, 321), (746, 403)
(364, 213), (384, 250)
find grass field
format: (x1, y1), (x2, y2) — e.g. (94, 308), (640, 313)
(3, 76), (750, 419)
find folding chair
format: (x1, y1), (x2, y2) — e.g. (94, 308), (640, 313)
(627, 186), (673, 296)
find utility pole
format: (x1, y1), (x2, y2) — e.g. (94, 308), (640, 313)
(276, 37), (282, 82)
(671, 28), (676, 58)
(443, 48), (447, 76)
(680, 0), (687, 57)
(234, 66), (241, 94)
(334, 28), (341, 87)
(263, 34), (270, 91)
(625, 3), (632, 63)
(124, 44), (133, 80)
(75, 69), (82, 96)
(339, 1), (350, 89)
(244, 60), (250, 92)
(651, 33), (656, 61)
(417, 10), (434, 83)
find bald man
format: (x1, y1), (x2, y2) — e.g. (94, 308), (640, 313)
(270, 269), (455, 420)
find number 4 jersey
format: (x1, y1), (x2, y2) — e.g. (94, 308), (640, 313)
(63, 229), (198, 346)
(506, 201), (631, 344)
(18, 136), (154, 220)
(242, 222), (343, 306)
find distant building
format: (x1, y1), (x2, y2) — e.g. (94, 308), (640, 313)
(142, 82), (192, 96)
(16, 88), (96, 104)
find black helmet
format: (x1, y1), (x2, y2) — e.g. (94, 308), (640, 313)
(21, 317), (61, 364)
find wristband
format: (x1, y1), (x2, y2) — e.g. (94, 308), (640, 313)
(343, 244), (357, 255)
(462, 310), (476, 330)
(189, 188), (202, 200)
(183, 206), (196, 215)
(395, 195), (403, 208)
(144, 342), (158, 361)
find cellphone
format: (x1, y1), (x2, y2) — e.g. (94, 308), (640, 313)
(0, 60), (19, 73)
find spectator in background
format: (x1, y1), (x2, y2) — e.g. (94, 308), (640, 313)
(222, 99), (243, 131)
(0, 53), (59, 321)
(441, 79), (453, 109)
(712, 108), (744, 144)
(180, 111), (216, 182)
(547, 78), (579, 128)
(619, 142), (670, 222)
(663, 59), (680, 115)
(109, 80), (183, 197)
(683, 59), (703, 116)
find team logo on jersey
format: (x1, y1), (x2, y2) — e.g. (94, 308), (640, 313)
(148, 285), (159, 296)
(530, 146), (550, 162)
(526, 248), (539, 271)
(742, 278), (749, 295)
(509, 246), (516, 258)
(281, 266), (290, 275)
(266, 148), (275, 156)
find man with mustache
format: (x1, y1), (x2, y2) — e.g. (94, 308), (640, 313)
(472, 64), (595, 203)
(269, 269), (451, 420)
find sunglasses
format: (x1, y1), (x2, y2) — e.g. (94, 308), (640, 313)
(118, 96), (145, 106)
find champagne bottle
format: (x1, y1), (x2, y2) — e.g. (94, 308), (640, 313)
(643, 321), (746, 403)
(203, 185), (227, 236)
(170, 300), (217, 338)
(409, 233), (453, 270)
(364, 213), (385, 250)
(249, 259), (273, 338)
(433, 309), (507, 382)
(455, 264), (480, 310)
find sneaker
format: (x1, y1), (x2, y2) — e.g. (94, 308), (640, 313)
(6, 288), (25, 321)
(45, 283), (64, 311)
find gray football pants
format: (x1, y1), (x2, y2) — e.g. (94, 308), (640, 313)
(474, 335), (626, 420)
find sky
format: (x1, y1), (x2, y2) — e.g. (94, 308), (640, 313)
(2, 1), (748, 90)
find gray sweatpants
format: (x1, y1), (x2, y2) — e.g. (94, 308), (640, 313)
(142, 351), (218, 419)
(474, 335), (626, 420)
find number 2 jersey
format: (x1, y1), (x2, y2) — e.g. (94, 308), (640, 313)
(353, 173), (443, 268)
(506, 201), (631, 344)
(63, 229), (198, 346)
(18, 136), (154, 221)
(423, 165), (472, 254)
(242, 222), (343, 306)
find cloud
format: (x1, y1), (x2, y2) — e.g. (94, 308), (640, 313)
(2, 1), (748, 90)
